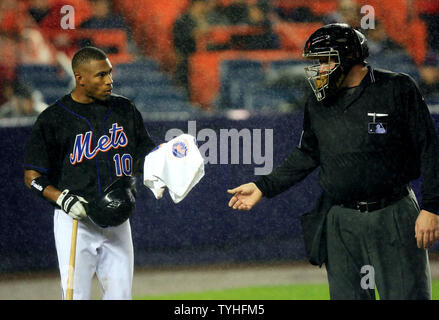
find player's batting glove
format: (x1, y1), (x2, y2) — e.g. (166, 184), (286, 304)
(56, 189), (88, 220)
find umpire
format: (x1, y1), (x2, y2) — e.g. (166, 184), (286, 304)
(227, 23), (439, 300)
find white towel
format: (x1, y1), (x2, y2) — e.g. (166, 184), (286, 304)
(143, 134), (205, 203)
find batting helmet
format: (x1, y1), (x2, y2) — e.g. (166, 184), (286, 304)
(86, 176), (137, 228)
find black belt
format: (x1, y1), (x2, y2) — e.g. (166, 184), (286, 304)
(340, 186), (409, 213)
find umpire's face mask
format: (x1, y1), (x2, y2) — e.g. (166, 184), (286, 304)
(303, 49), (344, 101)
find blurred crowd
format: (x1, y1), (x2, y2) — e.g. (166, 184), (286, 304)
(173, 0), (281, 88)
(0, 0), (129, 118)
(0, 0), (439, 118)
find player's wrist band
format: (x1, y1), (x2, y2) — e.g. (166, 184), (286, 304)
(30, 176), (51, 198)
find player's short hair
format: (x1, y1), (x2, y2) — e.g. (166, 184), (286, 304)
(72, 46), (108, 72)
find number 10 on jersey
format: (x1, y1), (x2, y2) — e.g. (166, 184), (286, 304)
(113, 154), (133, 176)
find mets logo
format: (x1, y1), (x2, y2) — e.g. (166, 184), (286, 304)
(172, 141), (188, 158)
(70, 123), (128, 165)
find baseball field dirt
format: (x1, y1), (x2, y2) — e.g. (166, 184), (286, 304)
(1, 255), (439, 300)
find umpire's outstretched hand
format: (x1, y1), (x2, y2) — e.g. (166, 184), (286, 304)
(227, 183), (262, 211)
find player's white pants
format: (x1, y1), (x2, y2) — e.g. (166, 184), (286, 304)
(54, 209), (134, 300)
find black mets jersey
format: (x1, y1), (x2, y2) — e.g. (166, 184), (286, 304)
(24, 94), (156, 200)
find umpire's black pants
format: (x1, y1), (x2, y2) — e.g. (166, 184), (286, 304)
(325, 189), (432, 300)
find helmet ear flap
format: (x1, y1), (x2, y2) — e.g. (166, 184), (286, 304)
(353, 29), (369, 62)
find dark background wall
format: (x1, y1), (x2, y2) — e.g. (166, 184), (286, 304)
(0, 112), (437, 273)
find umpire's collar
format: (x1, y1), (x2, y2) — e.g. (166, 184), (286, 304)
(336, 65), (375, 111)
(362, 64), (376, 86)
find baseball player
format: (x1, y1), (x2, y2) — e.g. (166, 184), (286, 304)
(23, 46), (155, 299)
(228, 24), (439, 299)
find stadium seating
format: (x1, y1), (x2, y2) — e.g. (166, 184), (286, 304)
(366, 50), (421, 81)
(118, 82), (187, 101)
(218, 58), (309, 110)
(272, 0), (338, 16)
(356, 0), (428, 65)
(219, 60), (265, 109)
(114, 71), (173, 94)
(273, 22), (324, 55)
(40, 29), (133, 64)
(196, 25), (266, 52)
(134, 96), (195, 113)
(115, 0), (189, 69)
(266, 59), (309, 106)
(15, 59), (196, 115)
(189, 50), (305, 109)
(16, 64), (72, 105)
(10, 0), (435, 115)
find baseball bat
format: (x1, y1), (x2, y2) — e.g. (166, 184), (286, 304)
(66, 219), (78, 300)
